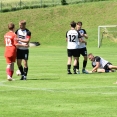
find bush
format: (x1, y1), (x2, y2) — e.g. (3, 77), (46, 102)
(61, 0), (68, 5)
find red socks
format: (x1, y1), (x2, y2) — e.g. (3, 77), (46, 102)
(6, 68), (14, 77)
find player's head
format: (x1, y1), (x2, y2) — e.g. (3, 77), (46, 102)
(19, 20), (26, 29)
(70, 21), (76, 28)
(76, 21), (82, 30)
(88, 53), (95, 61)
(8, 22), (15, 31)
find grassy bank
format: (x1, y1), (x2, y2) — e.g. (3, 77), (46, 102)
(0, 1), (117, 47)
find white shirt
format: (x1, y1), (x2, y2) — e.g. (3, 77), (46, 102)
(66, 30), (80, 49)
(92, 56), (108, 68)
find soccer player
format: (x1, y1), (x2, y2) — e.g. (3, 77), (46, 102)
(66, 21), (86, 74)
(76, 21), (88, 74)
(88, 53), (117, 73)
(4, 23), (28, 81)
(15, 20), (31, 80)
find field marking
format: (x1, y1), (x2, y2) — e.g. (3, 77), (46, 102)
(0, 80), (117, 95)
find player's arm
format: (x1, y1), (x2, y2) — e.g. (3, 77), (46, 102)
(17, 31), (31, 43)
(79, 38), (87, 45)
(80, 29), (88, 39)
(91, 62), (100, 72)
(14, 35), (29, 48)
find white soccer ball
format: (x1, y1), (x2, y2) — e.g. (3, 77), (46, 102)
(16, 70), (21, 76)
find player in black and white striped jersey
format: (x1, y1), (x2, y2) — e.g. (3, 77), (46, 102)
(88, 53), (117, 73)
(15, 20), (31, 80)
(66, 21), (86, 74)
(76, 21), (88, 74)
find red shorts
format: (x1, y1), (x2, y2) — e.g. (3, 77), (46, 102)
(5, 55), (16, 64)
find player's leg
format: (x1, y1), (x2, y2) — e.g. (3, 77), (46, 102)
(76, 49), (80, 74)
(17, 49), (24, 80)
(73, 49), (79, 74)
(17, 59), (24, 80)
(81, 48), (88, 74)
(5, 57), (13, 81)
(108, 65), (117, 70)
(23, 49), (29, 79)
(67, 49), (72, 74)
(97, 69), (105, 73)
(23, 59), (28, 79)
(73, 57), (78, 74)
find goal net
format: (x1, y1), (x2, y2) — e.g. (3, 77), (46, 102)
(98, 25), (117, 48)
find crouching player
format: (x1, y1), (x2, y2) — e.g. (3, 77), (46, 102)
(87, 53), (117, 73)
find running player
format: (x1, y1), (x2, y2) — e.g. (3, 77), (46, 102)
(76, 21), (88, 74)
(66, 21), (86, 74)
(15, 20), (31, 80)
(4, 23), (28, 81)
(88, 53), (117, 73)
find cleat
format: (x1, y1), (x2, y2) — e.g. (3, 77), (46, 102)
(82, 69), (89, 74)
(77, 70), (80, 74)
(23, 76), (27, 80)
(68, 72), (72, 74)
(7, 75), (13, 81)
(20, 75), (24, 80)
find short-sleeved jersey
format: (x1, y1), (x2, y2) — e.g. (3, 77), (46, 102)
(4, 31), (17, 57)
(66, 30), (81, 49)
(92, 56), (109, 68)
(78, 29), (87, 49)
(15, 28), (31, 50)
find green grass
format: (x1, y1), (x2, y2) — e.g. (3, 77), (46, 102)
(0, 46), (117, 117)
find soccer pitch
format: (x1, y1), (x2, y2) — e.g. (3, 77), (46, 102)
(0, 46), (117, 117)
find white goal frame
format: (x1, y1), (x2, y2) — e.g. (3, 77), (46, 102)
(98, 25), (117, 48)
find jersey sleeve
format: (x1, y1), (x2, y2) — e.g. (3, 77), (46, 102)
(26, 29), (31, 39)
(95, 56), (101, 62)
(82, 29), (87, 34)
(77, 31), (81, 38)
(15, 29), (18, 35)
(66, 31), (68, 38)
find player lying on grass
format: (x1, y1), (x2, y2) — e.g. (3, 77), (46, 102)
(87, 53), (117, 73)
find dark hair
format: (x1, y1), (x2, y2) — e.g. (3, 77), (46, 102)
(77, 21), (82, 26)
(70, 21), (76, 28)
(8, 22), (15, 30)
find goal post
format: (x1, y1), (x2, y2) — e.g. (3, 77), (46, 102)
(98, 25), (117, 48)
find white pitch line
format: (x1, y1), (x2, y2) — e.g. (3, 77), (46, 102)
(0, 80), (117, 95)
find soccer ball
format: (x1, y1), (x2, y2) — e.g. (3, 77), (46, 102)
(16, 70), (21, 76)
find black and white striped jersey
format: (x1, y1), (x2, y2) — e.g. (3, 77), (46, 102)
(78, 29), (87, 49)
(15, 28), (31, 50)
(92, 56), (109, 68)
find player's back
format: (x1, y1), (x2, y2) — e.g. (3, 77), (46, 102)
(66, 30), (79, 49)
(4, 31), (17, 57)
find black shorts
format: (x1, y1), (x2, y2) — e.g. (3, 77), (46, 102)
(78, 47), (87, 57)
(17, 49), (29, 60)
(104, 62), (112, 70)
(67, 49), (79, 57)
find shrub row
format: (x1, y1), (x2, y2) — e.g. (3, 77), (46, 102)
(0, 0), (109, 13)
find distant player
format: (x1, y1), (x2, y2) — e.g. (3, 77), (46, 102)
(66, 21), (86, 74)
(88, 53), (117, 73)
(76, 21), (88, 74)
(15, 20), (31, 80)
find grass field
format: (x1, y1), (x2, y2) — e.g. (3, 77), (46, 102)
(0, 46), (117, 117)
(1, 0), (117, 116)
